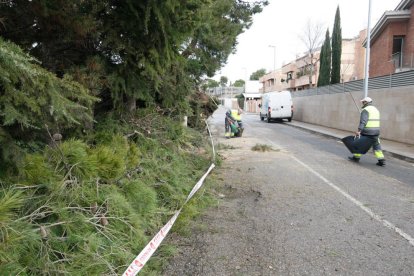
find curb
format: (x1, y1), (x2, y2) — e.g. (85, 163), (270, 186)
(382, 151), (414, 163)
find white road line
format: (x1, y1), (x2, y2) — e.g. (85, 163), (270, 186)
(292, 155), (414, 247)
(263, 137), (414, 247)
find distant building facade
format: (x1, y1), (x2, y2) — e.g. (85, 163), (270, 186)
(205, 81), (262, 112)
(259, 69), (284, 93)
(259, 31), (367, 93)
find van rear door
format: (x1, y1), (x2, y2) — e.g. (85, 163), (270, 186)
(268, 91), (292, 119)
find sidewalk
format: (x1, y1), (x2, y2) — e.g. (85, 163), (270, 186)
(286, 121), (414, 163)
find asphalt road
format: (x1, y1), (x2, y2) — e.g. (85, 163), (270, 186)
(164, 108), (414, 276)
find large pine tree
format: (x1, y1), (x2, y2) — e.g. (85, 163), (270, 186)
(317, 29), (331, 87)
(0, 0), (268, 170)
(0, 0), (267, 113)
(331, 6), (342, 84)
(0, 37), (97, 172)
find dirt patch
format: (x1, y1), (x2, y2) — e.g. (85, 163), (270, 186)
(162, 122), (285, 275)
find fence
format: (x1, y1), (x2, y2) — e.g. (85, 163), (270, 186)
(207, 86), (244, 98)
(293, 70), (414, 98)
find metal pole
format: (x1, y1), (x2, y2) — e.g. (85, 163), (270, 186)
(242, 67), (247, 93)
(363, 0), (372, 98)
(269, 45), (276, 72)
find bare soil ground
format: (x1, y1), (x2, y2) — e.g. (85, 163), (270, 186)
(163, 122), (287, 275)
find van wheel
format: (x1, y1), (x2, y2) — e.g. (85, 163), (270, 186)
(267, 113), (271, 123)
(288, 117), (292, 122)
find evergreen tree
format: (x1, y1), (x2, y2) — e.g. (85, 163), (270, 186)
(0, 37), (96, 172)
(0, 0), (268, 113)
(318, 29), (331, 87)
(317, 42), (325, 87)
(331, 6), (342, 84)
(250, 68), (267, 80)
(220, 76), (229, 87)
(201, 79), (220, 92)
(233, 79), (246, 87)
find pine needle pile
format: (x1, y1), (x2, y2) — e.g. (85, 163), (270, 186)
(251, 144), (276, 152)
(0, 34), (215, 275)
(0, 111), (214, 275)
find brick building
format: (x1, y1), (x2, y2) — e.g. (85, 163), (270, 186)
(258, 68), (284, 93)
(259, 31), (367, 93)
(368, 0), (414, 77)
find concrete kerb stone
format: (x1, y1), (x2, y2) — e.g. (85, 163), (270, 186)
(383, 151), (414, 164)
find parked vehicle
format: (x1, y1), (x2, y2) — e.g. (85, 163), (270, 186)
(259, 91), (293, 122)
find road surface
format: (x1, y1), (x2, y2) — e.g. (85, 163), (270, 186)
(164, 107), (414, 276)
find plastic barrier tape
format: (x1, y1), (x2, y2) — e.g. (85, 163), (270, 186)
(123, 163), (215, 276)
(205, 120), (216, 162)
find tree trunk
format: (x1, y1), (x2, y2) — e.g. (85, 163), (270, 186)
(309, 53), (314, 87)
(126, 96), (136, 113)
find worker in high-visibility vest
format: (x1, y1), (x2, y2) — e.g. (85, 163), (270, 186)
(348, 97), (385, 166)
(231, 108), (243, 129)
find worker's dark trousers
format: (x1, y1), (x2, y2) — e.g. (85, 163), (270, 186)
(353, 135), (385, 160)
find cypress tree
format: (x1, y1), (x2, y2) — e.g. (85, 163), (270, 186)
(331, 6), (342, 84)
(318, 29), (331, 87)
(317, 37), (326, 87)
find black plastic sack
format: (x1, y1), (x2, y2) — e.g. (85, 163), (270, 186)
(342, 135), (375, 154)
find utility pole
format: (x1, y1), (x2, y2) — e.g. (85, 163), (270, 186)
(269, 45), (276, 72)
(363, 0), (372, 98)
(242, 67), (247, 93)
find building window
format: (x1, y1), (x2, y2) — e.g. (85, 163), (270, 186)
(392, 36), (404, 68)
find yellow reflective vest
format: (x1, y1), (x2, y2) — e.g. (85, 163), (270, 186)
(231, 109), (241, 121)
(360, 105), (380, 136)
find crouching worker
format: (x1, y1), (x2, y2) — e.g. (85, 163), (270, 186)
(225, 109), (244, 138)
(231, 108), (243, 130)
(225, 109), (237, 138)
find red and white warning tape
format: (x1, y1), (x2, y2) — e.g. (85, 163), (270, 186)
(123, 119), (216, 275)
(122, 163), (215, 276)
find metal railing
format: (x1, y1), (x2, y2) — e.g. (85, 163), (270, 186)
(392, 52), (414, 70)
(293, 70), (414, 97)
(206, 86), (244, 97)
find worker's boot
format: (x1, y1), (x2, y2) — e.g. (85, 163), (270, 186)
(348, 156), (360, 163)
(376, 159), (385, 166)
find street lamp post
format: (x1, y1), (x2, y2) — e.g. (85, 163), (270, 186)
(242, 67), (247, 93)
(269, 45), (276, 72)
(363, 0), (372, 98)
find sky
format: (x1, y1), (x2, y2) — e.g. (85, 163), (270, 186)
(214, 0), (402, 83)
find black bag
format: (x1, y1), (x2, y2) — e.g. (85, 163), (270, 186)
(342, 135), (375, 154)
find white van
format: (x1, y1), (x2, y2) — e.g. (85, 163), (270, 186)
(259, 91), (293, 122)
